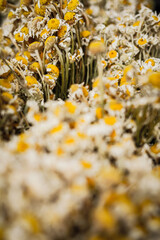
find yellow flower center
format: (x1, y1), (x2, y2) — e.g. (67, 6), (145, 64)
(50, 123), (63, 134)
(64, 12), (75, 21)
(81, 30), (91, 38)
(96, 107), (103, 119)
(137, 38), (147, 46)
(0, 79), (11, 89)
(58, 25), (68, 38)
(145, 59), (155, 66)
(46, 64), (59, 78)
(47, 18), (60, 30)
(132, 20), (140, 27)
(25, 76), (38, 86)
(104, 116), (117, 125)
(15, 56), (28, 65)
(152, 15), (159, 21)
(15, 33), (24, 42)
(34, 3), (46, 16)
(0, 0), (7, 11)
(67, 0), (79, 11)
(40, 29), (49, 38)
(17, 140), (29, 152)
(65, 101), (76, 114)
(29, 62), (41, 72)
(108, 50), (118, 59)
(109, 100), (123, 111)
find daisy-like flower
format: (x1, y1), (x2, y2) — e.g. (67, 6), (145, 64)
(34, 3), (46, 16)
(107, 50), (118, 61)
(47, 18), (60, 31)
(25, 76), (39, 87)
(64, 12), (76, 21)
(145, 58), (155, 67)
(46, 64), (59, 78)
(40, 28), (49, 39)
(67, 0), (80, 11)
(57, 24), (70, 39)
(29, 62), (41, 72)
(14, 32), (24, 42)
(136, 35), (148, 48)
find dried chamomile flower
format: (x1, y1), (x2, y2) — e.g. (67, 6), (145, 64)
(45, 36), (57, 51)
(0, 0), (7, 11)
(46, 64), (59, 78)
(29, 62), (41, 72)
(34, 3), (46, 16)
(25, 76), (39, 87)
(67, 0), (80, 11)
(47, 18), (60, 30)
(28, 41), (43, 53)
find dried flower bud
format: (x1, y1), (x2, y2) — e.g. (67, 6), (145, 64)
(45, 36), (57, 51)
(28, 41), (43, 53)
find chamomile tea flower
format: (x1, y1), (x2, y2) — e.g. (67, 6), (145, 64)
(64, 12), (76, 21)
(67, 0), (80, 11)
(45, 36), (57, 51)
(47, 18), (60, 30)
(34, 3), (46, 16)
(57, 24), (69, 39)
(29, 62), (41, 72)
(46, 64), (59, 78)
(25, 76), (39, 87)
(40, 28), (49, 38)
(137, 36), (148, 48)
(107, 50), (118, 60)
(14, 32), (24, 42)
(15, 55), (28, 65)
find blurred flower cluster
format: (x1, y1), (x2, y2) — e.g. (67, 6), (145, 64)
(0, 0), (160, 239)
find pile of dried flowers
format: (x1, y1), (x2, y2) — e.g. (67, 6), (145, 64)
(0, 0), (160, 239)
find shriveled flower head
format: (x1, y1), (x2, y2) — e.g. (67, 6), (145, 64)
(28, 41), (43, 53)
(45, 36), (57, 51)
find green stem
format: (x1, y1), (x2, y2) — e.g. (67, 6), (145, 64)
(55, 45), (65, 98)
